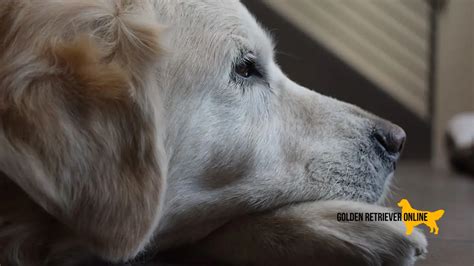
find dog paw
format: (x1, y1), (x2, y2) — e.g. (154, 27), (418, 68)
(358, 211), (428, 266)
(269, 201), (430, 266)
(185, 201), (430, 266)
(409, 228), (428, 257)
(399, 226), (428, 265)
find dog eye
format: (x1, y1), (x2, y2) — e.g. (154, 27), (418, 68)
(234, 54), (262, 79)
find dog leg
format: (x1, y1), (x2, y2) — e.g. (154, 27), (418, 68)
(427, 223), (436, 234)
(406, 225), (415, 235)
(191, 201), (427, 266)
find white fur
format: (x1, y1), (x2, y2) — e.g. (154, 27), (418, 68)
(0, 0), (426, 265)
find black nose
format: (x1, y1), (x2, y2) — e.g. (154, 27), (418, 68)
(374, 120), (406, 155)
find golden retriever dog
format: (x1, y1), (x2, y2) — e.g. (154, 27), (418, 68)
(398, 199), (445, 236)
(0, 0), (427, 265)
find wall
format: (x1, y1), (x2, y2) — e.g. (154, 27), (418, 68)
(262, 0), (431, 119)
(433, 0), (474, 168)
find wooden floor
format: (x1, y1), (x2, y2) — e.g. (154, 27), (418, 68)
(386, 162), (474, 266)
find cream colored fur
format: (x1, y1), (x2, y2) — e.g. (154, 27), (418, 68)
(0, 0), (427, 265)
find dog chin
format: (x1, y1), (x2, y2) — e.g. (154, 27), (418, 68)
(344, 171), (393, 204)
(376, 171), (395, 205)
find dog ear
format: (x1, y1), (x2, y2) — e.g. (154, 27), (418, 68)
(0, 0), (166, 262)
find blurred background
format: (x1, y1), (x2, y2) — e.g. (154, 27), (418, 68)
(241, 0), (473, 265)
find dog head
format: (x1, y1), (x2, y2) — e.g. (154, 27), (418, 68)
(398, 199), (410, 208)
(0, 0), (406, 262)
(154, 0), (406, 246)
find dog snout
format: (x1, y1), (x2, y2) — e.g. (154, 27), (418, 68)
(373, 120), (406, 156)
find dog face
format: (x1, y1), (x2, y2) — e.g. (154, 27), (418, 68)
(398, 199), (410, 207)
(0, 0), (406, 261)
(153, 0), (406, 243)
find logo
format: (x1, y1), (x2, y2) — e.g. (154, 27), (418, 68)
(397, 198), (445, 235)
(336, 199), (445, 236)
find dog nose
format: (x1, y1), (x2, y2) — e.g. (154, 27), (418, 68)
(373, 120), (406, 155)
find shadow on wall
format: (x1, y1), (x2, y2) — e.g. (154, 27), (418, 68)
(242, 0), (431, 160)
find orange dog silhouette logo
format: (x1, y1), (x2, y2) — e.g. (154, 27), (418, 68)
(397, 199), (445, 235)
